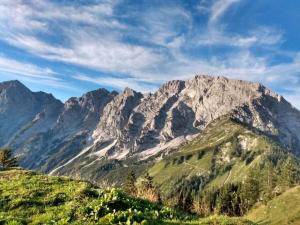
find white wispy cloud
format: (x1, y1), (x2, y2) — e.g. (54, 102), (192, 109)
(0, 55), (71, 90)
(194, 0), (283, 48)
(209, 0), (240, 25)
(0, 55), (57, 80)
(5, 33), (161, 75)
(195, 26), (283, 48)
(0, 0), (283, 78)
(0, 0), (166, 80)
(74, 50), (300, 96)
(0, 0), (120, 32)
(132, 5), (192, 47)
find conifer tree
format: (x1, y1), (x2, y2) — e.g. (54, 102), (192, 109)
(141, 172), (161, 202)
(143, 172), (154, 190)
(261, 161), (277, 202)
(216, 183), (241, 216)
(239, 167), (260, 215)
(123, 170), (137, 196)
(280, 155), (299, 188)
(0, 148), (18, 170)
(183, 191), (193, 212)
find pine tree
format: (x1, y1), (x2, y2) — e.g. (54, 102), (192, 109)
(177, 189), (193, 212)
(140, 172), (161, 202)
(239, 167), (260, 215)
(123, 170), (137, 196)
(216, 184), (241, 216)
(280, 155), (299, 188)
(177, 189), (184, 209)
(0, 148), (18, 170)
(143, 172), (154, 190)
(183, 191), (193, 212)
(261, 161), (277, 202)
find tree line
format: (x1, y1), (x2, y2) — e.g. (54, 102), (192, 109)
(183, 155), (300, 216)
(123, 154), (300, 217)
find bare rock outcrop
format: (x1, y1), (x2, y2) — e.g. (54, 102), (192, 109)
(1, 75), (300, 177)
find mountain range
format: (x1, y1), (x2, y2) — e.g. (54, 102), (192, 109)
(1, 75), (300, 186)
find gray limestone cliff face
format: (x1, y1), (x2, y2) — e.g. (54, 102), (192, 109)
(0, 80), (64, 148)
(54, 88), (117, 138)
(4, 86), (117, 170)
(88, 75), (300, 161)
(1, 75), (300, 177)
(231, 89), (300, 153)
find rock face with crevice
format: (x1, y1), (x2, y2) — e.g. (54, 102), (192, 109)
(1, 75), (300, 181)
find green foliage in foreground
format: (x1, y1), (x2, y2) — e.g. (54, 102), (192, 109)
(0, 169), (254, 225)
(0, 169), (181, 224)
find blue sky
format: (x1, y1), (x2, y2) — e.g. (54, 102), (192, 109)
(0, 0), (299, 109)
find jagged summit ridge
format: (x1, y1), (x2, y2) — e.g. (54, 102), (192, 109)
(47, 75), (300, 176)
(0, 76), (299, 178)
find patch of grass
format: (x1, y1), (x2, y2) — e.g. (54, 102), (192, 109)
(246, 186), (300, 225)
(0, 169), (89, 224)
(0, 169), (256, 225)
(0, 169), (185, 224)
(164, 215), (255, 225)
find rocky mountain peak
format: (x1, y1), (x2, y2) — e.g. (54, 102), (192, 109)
(0, 80), (62, 108)
(0, 80), (32, 101)
(80, 88), (111, 101)
(92, 87), (143, 140)
(158, 80), (185, 95)
(0, 80), (64, 147)
(87, 75), (297, 161)
(1, 77), (300, 178)
(0, 80), (27, 90)
(55, 88), (116, 136)
(64, 88), (114, 111)
(121, 87), (141, 97)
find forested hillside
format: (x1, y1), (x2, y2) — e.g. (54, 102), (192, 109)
(138, 117), (300, 216)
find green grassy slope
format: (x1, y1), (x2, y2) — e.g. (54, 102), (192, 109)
(246, 186), (300, 225)
(0, 169), (254, 225)
(0, 169), (179, 225)
(147, 117), (289, 196)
